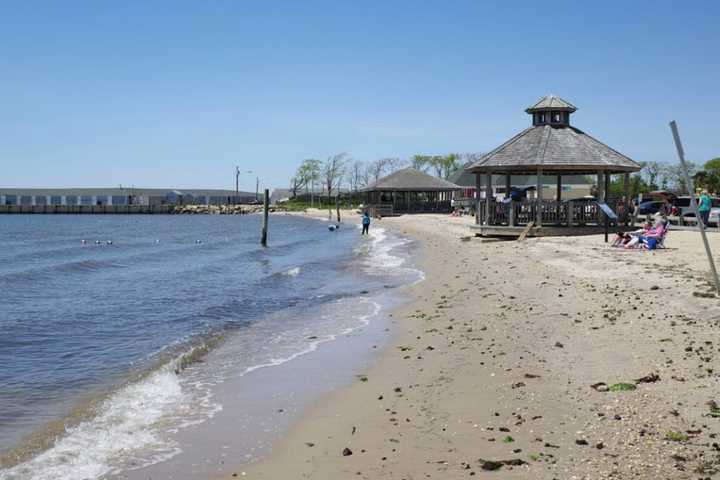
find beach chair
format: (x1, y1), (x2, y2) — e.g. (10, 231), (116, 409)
(636, 223), (669, 250)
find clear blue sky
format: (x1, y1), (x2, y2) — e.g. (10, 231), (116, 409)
(1, 0), (717, 190)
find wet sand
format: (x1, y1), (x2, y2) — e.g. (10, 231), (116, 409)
(225, 213), (720, 479)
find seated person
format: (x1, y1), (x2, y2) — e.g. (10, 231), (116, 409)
(612, 221), (651, 247)
(624, 216), (667, 249)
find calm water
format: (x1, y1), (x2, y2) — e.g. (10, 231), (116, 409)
(0, 214), (419, 479)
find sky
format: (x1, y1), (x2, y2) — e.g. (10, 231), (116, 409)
(1, 0), (718, 191)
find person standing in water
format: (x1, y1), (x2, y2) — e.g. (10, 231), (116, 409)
(361, 212), (370, 235)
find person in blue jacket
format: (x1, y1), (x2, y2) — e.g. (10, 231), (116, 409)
(361, 212), (371, 235)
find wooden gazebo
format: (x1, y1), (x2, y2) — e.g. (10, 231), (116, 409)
(361, 168), (461, 216)
(468, 95), (642, 236)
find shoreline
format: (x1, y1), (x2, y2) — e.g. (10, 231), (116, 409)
(228, 214), (720, 479)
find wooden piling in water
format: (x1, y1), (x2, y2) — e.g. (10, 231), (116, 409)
(335, 194), (340, 222)
(261, 188), (269, 246)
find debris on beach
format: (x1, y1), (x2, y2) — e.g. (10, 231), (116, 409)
(478, 458), (527, 470)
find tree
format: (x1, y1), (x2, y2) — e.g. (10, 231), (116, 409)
(705, 158), (720, 172)
(289, 176), (304, 198)
(297, 158), (321, 203)
(411, 155), (431, 172)
(440, 153), (460, 179)
(322, 153), (347, 198)
(348, 160), (365, 192)
(367, 158), (390, 183)
(642, 161), (662, 190)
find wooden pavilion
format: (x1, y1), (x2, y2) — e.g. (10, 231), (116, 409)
(467, 95), (642, 236)
(361, 168), (461, 216)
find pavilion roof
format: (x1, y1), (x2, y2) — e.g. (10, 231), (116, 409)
(467, 125), (641, 175)
(361, 168), (461, 192)
(525, 95), (577, 113)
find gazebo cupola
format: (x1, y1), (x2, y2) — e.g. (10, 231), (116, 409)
(525, 94), (577, 127)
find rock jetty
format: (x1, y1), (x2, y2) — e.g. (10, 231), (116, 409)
(171, 204), (280, 215)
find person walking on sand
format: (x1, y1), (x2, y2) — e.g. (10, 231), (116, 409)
(361, 212), (370, 235)
(698, 189), (711, 228)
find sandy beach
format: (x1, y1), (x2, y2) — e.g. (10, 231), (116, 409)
(224, 212), (720, 479)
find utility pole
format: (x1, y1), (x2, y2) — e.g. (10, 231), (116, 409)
(235, 166), (240, 204)
(256, 177), (260, 202)
(235, 168), (252, 204)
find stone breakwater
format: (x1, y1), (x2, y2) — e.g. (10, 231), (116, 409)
(171, 204), (282, 215)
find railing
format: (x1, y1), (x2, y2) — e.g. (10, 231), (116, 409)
(478, 198), (625, 227)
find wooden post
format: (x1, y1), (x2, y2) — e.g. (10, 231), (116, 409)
(509, 200), (516, 226)
(556, 175), (562, 201)
(568, 200), (574, 226)
(604, 172), (610, 243)
(505, 175), (511, 199)
(261, 188), (269, 246)
(475, 174), (482, 224)
(536, 169), (543, 226)
(485, 174), (492, 225)
(335, 194), (340, 222)
(623, 172), (630, 225)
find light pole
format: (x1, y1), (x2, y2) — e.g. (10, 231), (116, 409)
(235, 167), (252, 204)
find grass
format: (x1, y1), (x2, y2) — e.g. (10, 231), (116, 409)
(357, 375), (368, 382)
(608, 383), (637, 392)
(665, 431), (689, 442)
(502, 435), (515, 443)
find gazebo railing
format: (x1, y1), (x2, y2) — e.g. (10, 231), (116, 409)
(479, 198), (625, 227)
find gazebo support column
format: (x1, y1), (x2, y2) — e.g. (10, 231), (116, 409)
(556, 175), (562, 201)
(484, 174), (492, 225)
(506, 174), (515, 226)
(536, 169), (543, 227)
(623, 173), (630, 225)
(475, 174), (481, 224)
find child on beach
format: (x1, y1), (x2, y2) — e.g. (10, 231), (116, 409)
(361, 212), (370, 235)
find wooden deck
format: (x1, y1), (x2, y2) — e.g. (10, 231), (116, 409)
(470, 224), (629, 238)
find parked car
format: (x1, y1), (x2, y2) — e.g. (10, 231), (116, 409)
(707, 208), (720, 226)
(638, 200), (664, 215)
(673, 196), (720, 220)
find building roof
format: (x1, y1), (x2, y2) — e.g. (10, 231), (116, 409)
(525, 94), (577, 113)
(361, 168), (461, 192)
(468, 125), (641, 175)
(447, 162), (476, 187)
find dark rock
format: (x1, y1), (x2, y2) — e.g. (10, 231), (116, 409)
(575, 439), (589, 446)
(342, 447), (353, 456)
(305, 442), (315, 447)
(554, 342), (564, 348)
(635, 373), (660, 384)
(595, 442), (604, 449)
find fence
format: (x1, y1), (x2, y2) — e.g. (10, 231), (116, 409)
(478, 199), (625, 226)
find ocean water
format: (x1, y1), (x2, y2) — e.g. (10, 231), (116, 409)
(0, 214), (420, 480)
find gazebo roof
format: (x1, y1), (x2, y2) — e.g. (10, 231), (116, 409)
(468, 125), (641, 175)
(525, 94), (577, 113)
(447, 162), (476, 187)
(361, 168), (461, 192)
